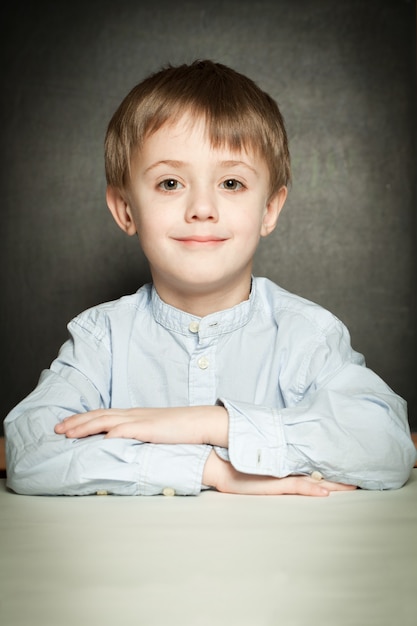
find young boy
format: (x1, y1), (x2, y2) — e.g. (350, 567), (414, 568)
(4, 60), (415, 496)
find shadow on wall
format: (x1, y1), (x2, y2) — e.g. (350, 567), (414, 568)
(0, 0), (416, 433)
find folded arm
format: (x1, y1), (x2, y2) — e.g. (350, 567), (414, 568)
(54, 404), (356, 496)
(6, 302), (415, 496)
(54, 350), (416, 492)
(4, 364), (211, 496)
(54, 405), (229, 446)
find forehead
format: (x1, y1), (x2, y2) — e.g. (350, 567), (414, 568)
(141, 112), (259, 159)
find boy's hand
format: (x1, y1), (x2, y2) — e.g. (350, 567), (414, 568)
(54, 408), (357, 496)
(54, 405), (228, 447)
(203, 450), (357, 496)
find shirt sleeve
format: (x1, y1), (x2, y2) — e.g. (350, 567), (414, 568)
(4, 313), (211, 497)
(220, 318), (416, 491)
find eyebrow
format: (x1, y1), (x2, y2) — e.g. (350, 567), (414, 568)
(219, 160), (258, 174)
(144, 159), (258, 175)
(144, 160), (184, 174)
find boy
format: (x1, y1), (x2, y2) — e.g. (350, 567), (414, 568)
(4, 60), (415, 496)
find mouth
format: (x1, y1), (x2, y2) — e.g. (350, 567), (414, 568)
(173, 236), (228, 248)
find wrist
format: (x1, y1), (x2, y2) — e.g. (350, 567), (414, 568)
(202, 449), (222, 489)
(200, 405), (229, 447)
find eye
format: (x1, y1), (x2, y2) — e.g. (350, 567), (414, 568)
(158, 179), (183, 191)
(221, 179), (244, 191)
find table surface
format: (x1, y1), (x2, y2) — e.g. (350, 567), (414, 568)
(1, 472), (416, 626)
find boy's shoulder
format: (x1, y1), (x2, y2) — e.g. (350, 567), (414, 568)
(254, 277), (344, 334)
(68, 284), (152, 333)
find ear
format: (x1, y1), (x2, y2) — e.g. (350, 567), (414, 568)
(106, 186), (137, 236)
(260, 186), (288, 238)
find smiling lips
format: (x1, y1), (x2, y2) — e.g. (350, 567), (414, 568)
(174, 235), (228, 247)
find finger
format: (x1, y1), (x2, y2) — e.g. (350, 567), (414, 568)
(320, 480), (357, 492)
(238, 476), (331, 497)
(281, 476), (355, 497)
(54, 411), (99, 433)
(59, 409), (118, 428)
(289, 477), (330, 497)
(55, 408), (130, 436)
(57, 415), (126, 438)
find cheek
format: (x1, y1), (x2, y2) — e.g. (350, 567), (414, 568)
(236, 208), (265, 237)
(135, 215), (170, 256)
(136, 220), (156, 244)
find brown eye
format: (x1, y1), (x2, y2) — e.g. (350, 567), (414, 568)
(222, 179), (243, 191)
(159, 179), (181, 191)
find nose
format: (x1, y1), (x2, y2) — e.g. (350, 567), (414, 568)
(184, 185), (219, 222)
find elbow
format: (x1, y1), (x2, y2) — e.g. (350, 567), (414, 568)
(352, 438), (416, 490)
(352, 397), (415, 490)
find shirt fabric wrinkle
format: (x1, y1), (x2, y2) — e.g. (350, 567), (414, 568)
(4, 276), (416, 496)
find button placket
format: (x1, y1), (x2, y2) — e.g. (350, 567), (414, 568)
(188, 328), (217, 405)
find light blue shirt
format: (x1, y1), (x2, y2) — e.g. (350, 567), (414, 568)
(4, 277), (415, 495)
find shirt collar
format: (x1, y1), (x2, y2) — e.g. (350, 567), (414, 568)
(151, 279), (257, 337)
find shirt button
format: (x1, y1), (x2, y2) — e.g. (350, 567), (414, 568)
(162, 487), (176, 497)
(310, 471), (324, 481)
(197, 356), (209, 370)
(96, 490), (108, 496)
(189, 321), (200, 333)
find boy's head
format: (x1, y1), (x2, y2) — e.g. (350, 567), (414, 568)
(104, 60), (291, 200)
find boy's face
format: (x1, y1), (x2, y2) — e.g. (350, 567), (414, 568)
(107, 114), (286, 313)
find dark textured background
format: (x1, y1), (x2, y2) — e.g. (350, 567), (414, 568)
(1, 0), (415, 433)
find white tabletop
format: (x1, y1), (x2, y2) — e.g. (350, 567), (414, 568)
(1, 472), (416, 626)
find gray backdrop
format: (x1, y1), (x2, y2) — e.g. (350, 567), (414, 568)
(1, 0), (416, 434)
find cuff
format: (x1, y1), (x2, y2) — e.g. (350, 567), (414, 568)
(138, 443), (212, 496)
(220, 398), (286, 476)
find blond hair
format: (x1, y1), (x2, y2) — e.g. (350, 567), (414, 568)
(105, 60), (291, 198)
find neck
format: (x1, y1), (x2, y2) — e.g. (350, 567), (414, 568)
(152, 276), (252, 317)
